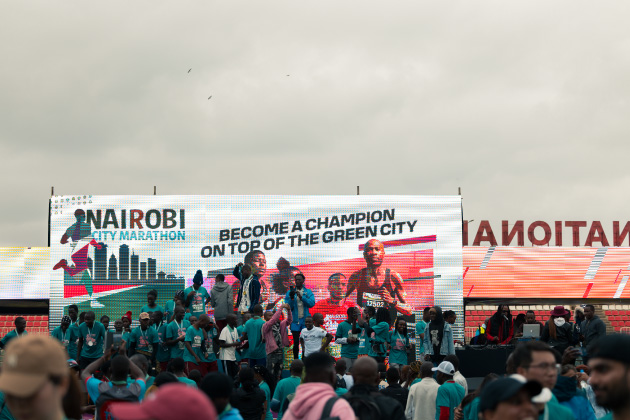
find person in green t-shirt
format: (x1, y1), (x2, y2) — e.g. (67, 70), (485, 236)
(152, 311), (171, 372)
(184, 270), (211, 318)
(140, 289), (165, 316)
(433, 361), (465, 420)
(236, 312), (251, 362)
(243, 305), (267, 367)
(358, 306), (376, 356)
(368, 307), (392, 363)
(165, 306), (191, 360)
(163, 290), (184, 323)
(254, 365), (276, 420)
(270, 359), (303, 420)
(184, 314), (218, 376)
(336, 307), (363, 369)
(389, 318), (410, 370)
(128, 312), (159, 368)
(416, 307), (430, 357)
(51, 315), (75, 354)
(77, 311), (106, 369)
(0, 317), (27, 349)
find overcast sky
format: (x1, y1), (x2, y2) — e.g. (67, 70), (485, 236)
(2, 1), (630, 247)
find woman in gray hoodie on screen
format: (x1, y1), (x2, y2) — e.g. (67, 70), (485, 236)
(211, 273), (234, 334)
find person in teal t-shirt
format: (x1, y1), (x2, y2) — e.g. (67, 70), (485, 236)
(368, 307), (392, 363)
(389, 318), (410, 370)
(152, 311), (171, 372)
(254, 365), (276, 420)
(336, 307), (362, 369)
(243, 305), (266, 367)
(140, 289), (165, 315)
(165, 306), (191, 360)
(415, 307), (430, 356)
(129, 312), (159, 366)
(271, 360), (303, 420)
(184, 314), (217, 376)
(236, 312), (251, 362)
(184, 270), (211, 318)
(77, 311), (106, 369)
(163, 290), (184, 323)
(434, 361), (465, 420)
(358, 307), (376, 356)
(0, 317), (27, 350)
(51, 315), (75, 354)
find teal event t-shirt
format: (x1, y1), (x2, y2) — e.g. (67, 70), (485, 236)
(78, 322), (106, 358)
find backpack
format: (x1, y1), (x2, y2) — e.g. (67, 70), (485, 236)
(95, 381), (142, 420)
(344, 392), (382, 420)
(319, 396), (340, 420)
(335, 376), (347, 390)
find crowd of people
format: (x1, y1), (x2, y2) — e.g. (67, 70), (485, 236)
(0, 260), (626, 420)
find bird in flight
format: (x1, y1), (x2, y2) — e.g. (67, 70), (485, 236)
(208, 96), (212, 100)
(188, 68), (192, 73)
(286, 74), (290, 76)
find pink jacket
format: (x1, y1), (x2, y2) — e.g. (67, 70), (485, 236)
(262, 307), (292, 353)
(282, 383), (355, 420)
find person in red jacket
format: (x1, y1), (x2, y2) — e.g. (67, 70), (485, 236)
(485, 305), (514, 344)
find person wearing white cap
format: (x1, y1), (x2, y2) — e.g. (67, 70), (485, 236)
(478, 377), (542, 420)
(432, 361), (465, 420)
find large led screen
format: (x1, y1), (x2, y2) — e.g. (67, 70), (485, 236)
(0, 247), (50, 300)
(50, 195), (463, 336)
(464, 246), (630, 298)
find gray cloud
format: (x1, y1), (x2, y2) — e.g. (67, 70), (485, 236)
(2, 1), (630, 246)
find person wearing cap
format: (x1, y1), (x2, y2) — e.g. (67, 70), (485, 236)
(51, 315), (77, 354)
(184, 270), (211, 319)
(587, 334), (630, 420)
(128, 312), (159, 368)
(0, 317), (27, 350)
(109, 382), (217, 420)
(77, 311), (107, 370)
(478, 377), (542, 420)
(165, 305), (191, 361)
(511, 341), (576, 420)
(580, 305), (607, 360)
(433, 361), (465, 420)
(0, 335), (84, 420)
(541, 306), (575, 355)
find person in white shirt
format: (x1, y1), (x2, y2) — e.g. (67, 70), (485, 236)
(300, 317), (327, 358)
(444, 354), (468, 395)
(218, 314), (240, 379)
(405, 362), (439, 420)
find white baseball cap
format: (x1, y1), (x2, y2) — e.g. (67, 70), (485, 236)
(431, 361), (456, 375)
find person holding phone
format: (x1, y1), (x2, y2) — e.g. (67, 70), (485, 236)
(285, 273), (315, 360)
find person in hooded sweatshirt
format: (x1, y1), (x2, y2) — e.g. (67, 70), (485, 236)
(231, 366), (266, 420)
(212, 273), (234, 334)
(553, 365), (596, 420)
(423, 306), (455, 365)
(283, 352), (355, 420)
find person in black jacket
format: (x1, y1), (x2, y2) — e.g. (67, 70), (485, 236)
(541, 306), (574, 355)
(380, 368), (408, 410)
(231, 366), (266, 420)
(343, 357), (405, 420)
